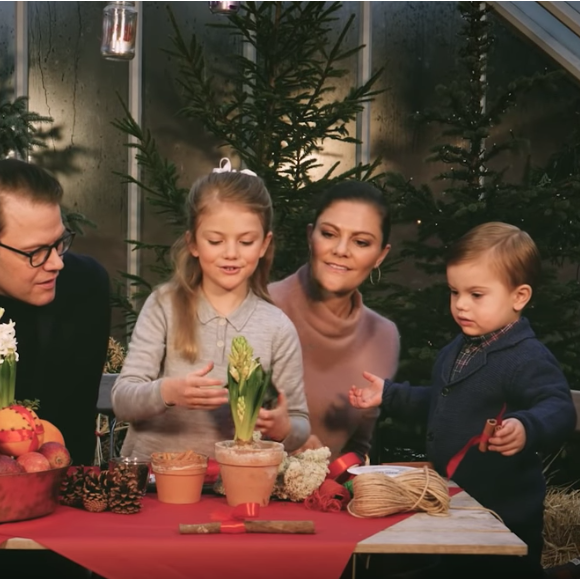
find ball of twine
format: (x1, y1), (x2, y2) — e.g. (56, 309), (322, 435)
(347, 466), (450, 518)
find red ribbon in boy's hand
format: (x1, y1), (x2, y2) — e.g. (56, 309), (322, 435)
(446, 403), (506, 480)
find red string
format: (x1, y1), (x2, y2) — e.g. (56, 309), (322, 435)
(220, 521), (247, 534)
(446, 403), (506, 480)
(215, 503), (260, 534)
(305, 479), (351, 513)
(303, 452), (360, 512)
(205, 458), (220, 484)
(231, 503), (260, 520)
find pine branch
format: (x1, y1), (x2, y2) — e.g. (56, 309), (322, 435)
(0, 97), (53, 158)
(112, 96), (188, 229)
(62, 209), (97, 236)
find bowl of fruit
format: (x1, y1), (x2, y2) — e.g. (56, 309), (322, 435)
(0, 405), (71, 524)
(0, 443), (71, 523)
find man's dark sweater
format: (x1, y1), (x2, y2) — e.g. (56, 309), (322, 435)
(0, 253), (110, 465)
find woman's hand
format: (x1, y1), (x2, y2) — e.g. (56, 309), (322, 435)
(348, 371), (384, 408)
(256, 392), (291, 442)
(292, 434), (324, 455)
(160, 362), (228, 410)
(487, 418), (526, 456)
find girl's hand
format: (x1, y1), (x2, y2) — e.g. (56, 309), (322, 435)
(348, 371), (384, 408)
(487, 418), (526, 456)
(256, 392), (291, 442)
(161, 362), (228, 410)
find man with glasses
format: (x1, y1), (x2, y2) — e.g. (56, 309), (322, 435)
(0, 158), (110, 466)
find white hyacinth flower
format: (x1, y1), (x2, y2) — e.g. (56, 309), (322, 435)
(0, 311), (17, 409)
(0, 313), (18, 365)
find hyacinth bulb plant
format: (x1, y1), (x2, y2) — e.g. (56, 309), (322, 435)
(0, 308), (18, 409)
(227, 336), (272, 445)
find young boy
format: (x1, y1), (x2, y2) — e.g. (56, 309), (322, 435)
(350, 222), (576, 577)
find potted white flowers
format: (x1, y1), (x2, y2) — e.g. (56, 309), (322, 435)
(0, 308), (18, 409)
(215, 336), (285, 507)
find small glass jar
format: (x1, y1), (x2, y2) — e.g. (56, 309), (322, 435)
(109, 456), (150, 495)
(101, 1), (138, 61)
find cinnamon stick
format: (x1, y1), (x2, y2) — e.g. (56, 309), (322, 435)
(179, 520), (315, 535)
(478, 418), (497, 452)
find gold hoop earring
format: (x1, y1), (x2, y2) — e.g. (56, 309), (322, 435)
(369, 267), (382, 286)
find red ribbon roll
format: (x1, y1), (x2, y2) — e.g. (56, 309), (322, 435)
(326, 452), (361, 483)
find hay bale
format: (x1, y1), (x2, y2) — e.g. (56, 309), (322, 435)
(543, 486), (580, 568)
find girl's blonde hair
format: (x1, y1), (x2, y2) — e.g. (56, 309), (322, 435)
(446, 222), (541, 289)
(168, 170), (274, 361)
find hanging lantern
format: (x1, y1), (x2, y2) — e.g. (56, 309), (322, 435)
(101, 1), (138, 61)
(209, 1), (241, 15)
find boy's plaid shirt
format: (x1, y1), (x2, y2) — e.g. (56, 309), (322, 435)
(450, 320), (519, 382)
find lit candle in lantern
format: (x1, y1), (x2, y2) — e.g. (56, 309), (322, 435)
(101, 1), (138, 61)
(208, 1), (241, 15)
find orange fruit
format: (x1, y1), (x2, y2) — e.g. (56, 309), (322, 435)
(40, 419), (65, 446)
(0, 405), (44, 456)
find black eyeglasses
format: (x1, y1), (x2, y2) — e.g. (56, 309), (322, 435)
(0, 229), (75, 268)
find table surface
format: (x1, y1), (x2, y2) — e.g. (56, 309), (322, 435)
(354, 489), (527, 555)
(1, 489), (527, 556)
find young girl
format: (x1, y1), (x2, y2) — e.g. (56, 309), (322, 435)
(112, 161), (310, 460)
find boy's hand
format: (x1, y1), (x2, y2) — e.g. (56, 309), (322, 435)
(487, 418), (526, 456)
(348, 371), (384, 409)
(256, 392), (291, 442)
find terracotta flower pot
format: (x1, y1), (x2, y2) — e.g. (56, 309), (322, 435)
(150, 450), (207, 504)
(215, 440), (285, 507)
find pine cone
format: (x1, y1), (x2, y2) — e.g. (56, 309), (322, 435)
(82, 470), (109, 513)
(60, 466), (85, 507)
(108, 464), (142, 515)
(98, 469), (111, 493)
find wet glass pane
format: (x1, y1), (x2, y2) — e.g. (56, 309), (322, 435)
(140, 1), (242, 286)
(489, 11), (580, 180)
(140, 1), (362, 286)
(371, 1), (462, 183)
(0, 2), (15, 99)
(27, 1), (129, 301)
(370, 2), (463, 289)
(318, 1), (359, 179)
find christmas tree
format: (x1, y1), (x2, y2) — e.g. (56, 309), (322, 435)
(371, 2), (580, 462)
(0, 96), (93, 234)
(112, 1), (385, 329)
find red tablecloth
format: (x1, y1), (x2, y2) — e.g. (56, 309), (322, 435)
(0, 493), (422, 579)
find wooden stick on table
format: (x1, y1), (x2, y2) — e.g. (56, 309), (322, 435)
(179, 520), (315, 534)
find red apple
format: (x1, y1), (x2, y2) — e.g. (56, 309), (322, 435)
(0, 454), (24, 474)
(16, 451), (51, 473)
(37, 441), (71, 469)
